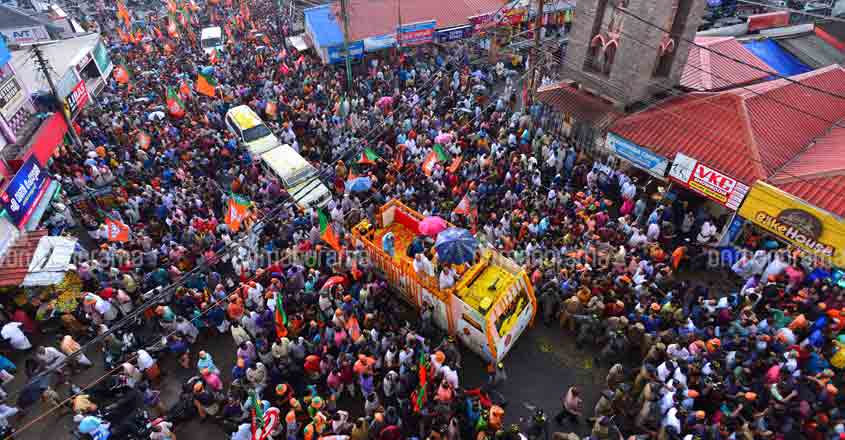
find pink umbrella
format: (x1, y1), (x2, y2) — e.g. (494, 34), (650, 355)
(418, 216), (448, 237)
(376, 96), (393, 109)
(435, 133), (452, 144)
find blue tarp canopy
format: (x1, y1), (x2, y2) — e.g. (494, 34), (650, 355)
(304, 5), (344, 48)
(743, 39), (811, 76)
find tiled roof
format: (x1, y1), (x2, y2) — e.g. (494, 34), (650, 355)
(609, 65), (845, 185)
(0, 229), (47, 287)
(769, 123), (845, 216)
(681, 36), (775, 91)
(536, 82), (623, 129)
(334, 0), (504, 42)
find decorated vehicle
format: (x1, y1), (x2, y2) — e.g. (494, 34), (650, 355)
(351, 199), (536, 362)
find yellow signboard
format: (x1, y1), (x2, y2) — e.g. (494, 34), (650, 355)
(738, 181), (845, 266)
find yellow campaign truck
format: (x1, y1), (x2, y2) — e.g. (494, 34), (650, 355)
(351, 199), (536, 362)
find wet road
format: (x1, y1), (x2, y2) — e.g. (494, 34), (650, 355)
(5, 313), (607, 439)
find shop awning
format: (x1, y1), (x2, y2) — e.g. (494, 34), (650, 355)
(21, 235), (77, 287)
(286, 35), (309, 52)
(25, 113), (68, 166)
(0, 229), (47, 287)
(536, 82), (623, 129)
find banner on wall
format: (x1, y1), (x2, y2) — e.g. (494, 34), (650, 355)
(435, 25), (474, 43)
(737, 181), (845, 265)
(606, 132), (669, 179)
(364, 33), (396, 51)
(397, 20), (436, 46)
(327, 40), (364, 64)
(0, 75), (26, 122)
(0, 156), (49, 228)
(668, 152), (749, 210)
(64, 79), (89, 120)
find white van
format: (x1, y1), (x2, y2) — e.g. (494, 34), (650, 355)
(200, 26), (224, 54)
(225, 105), (279, 155)
(260, 144), (332, 210)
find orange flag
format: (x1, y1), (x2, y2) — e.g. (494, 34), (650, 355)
(105, 218), (130, 242)
(225, 194), (250, 232)
(447, 156), (462, 174)
(137, 131), (151, 149)
(179, 80), (191, 98)
(421, 151), (439, 176)
(113, 65), (130, 84)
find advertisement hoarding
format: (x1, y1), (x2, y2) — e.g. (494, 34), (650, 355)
(606, 132), (669, 178)
(327, 40), (364, 64)
(668, 152), (749, 210)
(435, 25), (474, 43)
(0, 75), (26, 121)
(0, 156), (49, 228)
(64, 79), (89, 120)
(737, 181), (845, 266)
(397, 20), (436, 46)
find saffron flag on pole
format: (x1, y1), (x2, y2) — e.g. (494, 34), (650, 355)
(453, 194), (471, 215)
(113, 65), (130, 84)
(421, 151), (439, 176)
(225, 193), (250, 232)
(318, 208), (342, 252)
(274, 293), (288, 339)
(179, 80), (191, 99)
(196, 70), (217, 97)
(447, 156), (462, 174)
(358, 147), (380, 165)
(105, 218), (130, 242)
(166, 87), (185, 118)
(137, 131), (151, 149)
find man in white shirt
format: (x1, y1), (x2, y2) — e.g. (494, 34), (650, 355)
(439, 268), (456, 290)
(413, 253), (434, 277)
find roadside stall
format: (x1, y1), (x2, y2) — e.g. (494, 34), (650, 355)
(351, 199), (536, 362)
(668, 152), (750, 245)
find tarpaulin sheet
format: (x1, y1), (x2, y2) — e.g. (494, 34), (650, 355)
(743, 39), (811, 76)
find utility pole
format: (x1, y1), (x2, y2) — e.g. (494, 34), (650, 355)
(340, 0), (353, 91)
(32, 44), (83, 149)
(528, 0), (544, 106)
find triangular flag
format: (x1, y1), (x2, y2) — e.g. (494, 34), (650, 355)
(318, 208), (341, 252)
(196, 70), (217, 97)
(453, 194), (470, 215)
(421, 151), (439, 176)
(166, 86), (185, 118)
(274, 293), (288, 339)
(105, 218), (130, 242)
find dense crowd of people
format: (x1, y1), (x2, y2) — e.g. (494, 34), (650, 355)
(0, 0), (843, 439)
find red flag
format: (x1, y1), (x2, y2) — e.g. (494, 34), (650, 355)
(278, 63), (289, 75)
(105, 218), (130, 242)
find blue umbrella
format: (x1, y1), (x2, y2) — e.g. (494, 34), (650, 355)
(345, 176), (372, 193)
(435, 228), (478, 265)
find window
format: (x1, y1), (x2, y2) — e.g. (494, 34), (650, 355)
(202, 37), (222, 48)
(242, 124), (271, 142)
